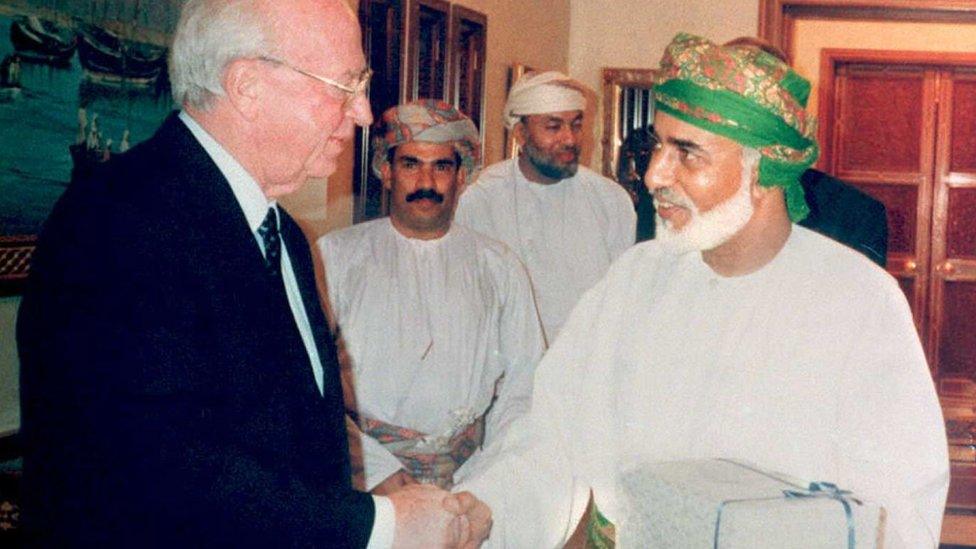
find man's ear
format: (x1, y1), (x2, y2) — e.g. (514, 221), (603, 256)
(380, 162), (393, 191)
(513, 120), (527, 146)
(221, 58), (263, 121)
(749, 162), (766, 201)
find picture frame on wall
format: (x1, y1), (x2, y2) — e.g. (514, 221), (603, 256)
(0, 6), (175, 297)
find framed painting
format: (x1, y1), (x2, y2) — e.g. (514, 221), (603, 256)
(0, 3), (175, 296)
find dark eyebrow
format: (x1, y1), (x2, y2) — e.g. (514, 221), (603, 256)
(667, 137), (705, 153)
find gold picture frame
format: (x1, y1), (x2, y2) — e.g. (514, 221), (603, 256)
(600, 67), (657, 180)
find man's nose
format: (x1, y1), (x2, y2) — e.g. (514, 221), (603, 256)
(557, 125), (580, 147)
(347, 93), (373, 127)
(416, 165), (436, 189)
(644, 147), (672, 193)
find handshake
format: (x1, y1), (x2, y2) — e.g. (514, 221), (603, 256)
(388, 483), (492, 548)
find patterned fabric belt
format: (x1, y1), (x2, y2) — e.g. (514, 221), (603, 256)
(358, 414), (485, 489)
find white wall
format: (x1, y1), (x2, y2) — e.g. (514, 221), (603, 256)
(567, 0), (759, 167)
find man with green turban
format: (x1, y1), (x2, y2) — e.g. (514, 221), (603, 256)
(454, 33), (948, 548)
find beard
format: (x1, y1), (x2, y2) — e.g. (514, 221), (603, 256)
(655, 158), (757, 253)
(522, 141), (580, 180)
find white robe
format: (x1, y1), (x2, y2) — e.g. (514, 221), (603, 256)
(456, 226), (949, 549)
(318, 219), (546, 490)
(455, 158), (636, 342)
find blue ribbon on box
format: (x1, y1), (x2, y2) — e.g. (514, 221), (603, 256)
(782, 482), (856, 549)
(711, 461), (859, 549)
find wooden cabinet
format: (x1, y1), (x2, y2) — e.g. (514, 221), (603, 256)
(449, 6), (486, 135)
(353, 0), (487, 223)
(408, 0), (449, 101)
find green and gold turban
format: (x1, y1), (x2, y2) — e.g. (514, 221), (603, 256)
(653, 33), (819, 221)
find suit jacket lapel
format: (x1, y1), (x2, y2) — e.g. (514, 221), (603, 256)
(279, 212), (342, 401)
(150, 114), (324, 395)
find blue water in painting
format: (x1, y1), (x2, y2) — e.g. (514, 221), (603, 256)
(0, 12), (173, 235)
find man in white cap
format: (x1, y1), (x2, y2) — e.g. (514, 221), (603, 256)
(319, 99), (545, 496)
(454, 71), (636, 343)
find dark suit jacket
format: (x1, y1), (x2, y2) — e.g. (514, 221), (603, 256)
(16, 114), (374, 548)
(798, 169), (888, 268)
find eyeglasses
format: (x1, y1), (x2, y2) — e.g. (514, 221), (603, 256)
(258, 56), (372, 107)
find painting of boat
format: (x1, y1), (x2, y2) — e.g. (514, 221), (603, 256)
(9, 15), (76, 66)
(77, 23), (166, 86)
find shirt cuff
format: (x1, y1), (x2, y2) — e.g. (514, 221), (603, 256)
(366, 494), (396, 549)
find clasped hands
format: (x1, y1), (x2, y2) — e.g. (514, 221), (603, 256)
(383, 472), (492, 548)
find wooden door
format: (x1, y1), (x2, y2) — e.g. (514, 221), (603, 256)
(931, 68), (976, 386)
(830, 63), (937, 334)
(827, 51), (976, 524)
(828, 59), (976, 386)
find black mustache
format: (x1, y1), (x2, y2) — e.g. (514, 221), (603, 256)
(406, 189), (444, 203)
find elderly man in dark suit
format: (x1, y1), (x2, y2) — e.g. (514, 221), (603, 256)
(16, 1), (489, 547)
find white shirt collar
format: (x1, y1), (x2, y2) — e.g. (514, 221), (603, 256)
(178, 111), (275, 232)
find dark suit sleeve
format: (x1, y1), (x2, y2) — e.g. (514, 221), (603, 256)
(799, 169), (888, 268)
(18, 173), (374, 547)
(854, 198), (888, 268)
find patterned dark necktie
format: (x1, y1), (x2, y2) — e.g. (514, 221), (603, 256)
(257, 207), (282, 278)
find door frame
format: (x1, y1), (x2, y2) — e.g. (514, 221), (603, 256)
(759, 0), (976, 61)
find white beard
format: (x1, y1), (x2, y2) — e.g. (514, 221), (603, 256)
(655, 165), (756, 253)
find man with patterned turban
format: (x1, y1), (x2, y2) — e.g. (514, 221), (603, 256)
(454, 34), (947, 548)
(454, 71), (636, 343)
(317, 99), (545, 495)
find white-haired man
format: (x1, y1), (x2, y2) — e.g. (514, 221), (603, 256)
(457, 34), (947, 548)
(319, 99), (545, 496)
(17, 1), (489, 547)
(454, 71), (636, 343)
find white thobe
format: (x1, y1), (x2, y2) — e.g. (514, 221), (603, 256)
(455, 158), (636, 342)
(456, 226), (949, 549)
(318, 219), (546, 490)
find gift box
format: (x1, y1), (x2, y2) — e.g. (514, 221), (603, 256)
(615, 459), (885, 548)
